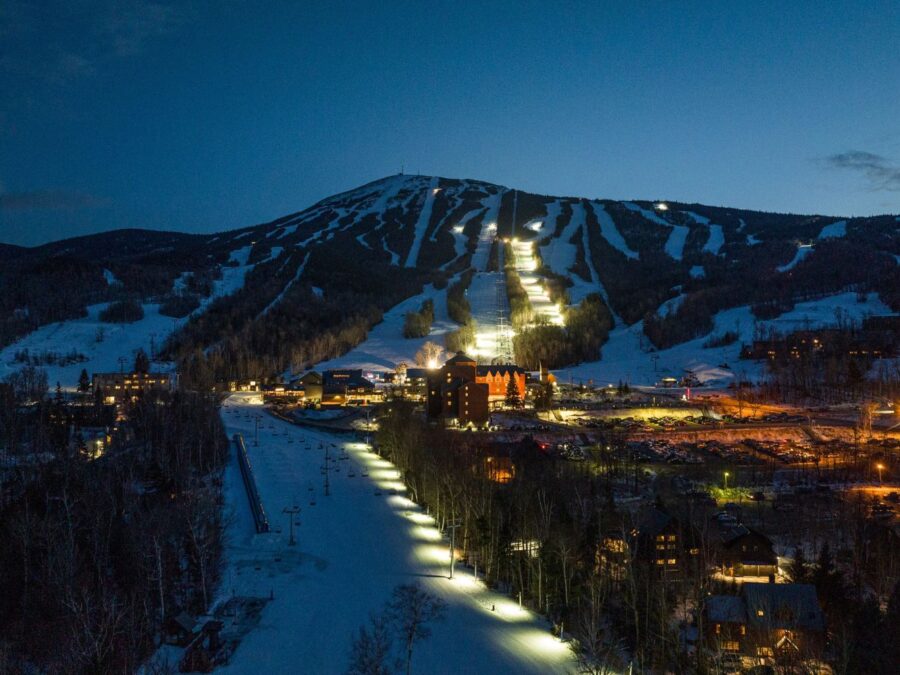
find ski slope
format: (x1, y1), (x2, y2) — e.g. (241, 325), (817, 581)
(313, 282), (457, 373)
(0, 245), (257, 388)
(213, 394), (577, 674)
(564, 292), (892, 388)
(777, 244), (814, 272)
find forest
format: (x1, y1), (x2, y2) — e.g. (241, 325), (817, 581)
(0, 370), (227, 673)
(374, 402), (900, 674)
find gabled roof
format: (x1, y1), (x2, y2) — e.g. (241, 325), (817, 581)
(445, 352), (476, 365)
(741, 583), (824, 631)
(476, 364), (526, 376)
(706, 595), (747, 624)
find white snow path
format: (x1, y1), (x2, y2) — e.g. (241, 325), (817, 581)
(471, 192), (502, 272)
(591, 202), (638, 260)
(540, 200), (585, 277)
(382, 235), (401, 266)
(260, 252), (310, 316)
(818, 220), (847, 240)
(215, 395), (577, 674)
(404, 176), (440, 268)
(777, 244), (814, 272)
(621, 201), (688, 260)
(684, 212), (725, 256)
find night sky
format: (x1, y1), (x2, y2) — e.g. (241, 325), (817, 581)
(1, 1), (898, 246)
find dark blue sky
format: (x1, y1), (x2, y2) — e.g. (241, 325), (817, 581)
(1, 1), (898, 246)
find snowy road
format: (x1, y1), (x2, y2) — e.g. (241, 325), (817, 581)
(216, 394), (576, 674)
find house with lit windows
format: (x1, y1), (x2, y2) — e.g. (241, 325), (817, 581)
(703, 583), (825, 661)
(92, 371), (173, 403)
(633, 508), (703, 579)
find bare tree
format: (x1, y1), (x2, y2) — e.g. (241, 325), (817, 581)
(386, 583), (447, 675)
(414, 341), (444, 368)
(347, 613), (394, 675)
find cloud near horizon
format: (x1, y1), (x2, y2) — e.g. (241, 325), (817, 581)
(0, 189), (108, 211)
(824, 150), (900, 191)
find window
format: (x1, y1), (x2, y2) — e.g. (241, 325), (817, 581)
(656, 535), (665, 542)
(722, 640), (740, 651)
(667, 558), (676, 565)
(756, 647), (773, 657)
(757, 609), (764, 617)
(740, 625), (746, 636)
(715, 623), (721, 634)
(656, 544), (666, 551)
(656, 559), (665, 565)
(667, 535), (676, 542)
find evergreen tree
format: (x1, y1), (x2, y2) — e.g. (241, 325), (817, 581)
(788, 547), (810, 583)
(505, 375), (522, 409)
(78, 368), (91, 393)
(134, 348), (150, 374)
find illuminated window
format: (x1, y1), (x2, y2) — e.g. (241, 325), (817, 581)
(756, 647), (773, 657)
(690, 548), (700, 555)
(740, 625), (746, 635)
(667, 535), (676, 542)
(656, 535), (665, 542)
(722, 640), (739, 651)
(757, 609), (764, 617)
(715, 623), (721, 634)
(667, 558), (676, 565)
(656, 559), (665, 565)
(656, 544), (666, 550)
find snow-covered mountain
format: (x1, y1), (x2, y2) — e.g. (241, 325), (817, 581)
(1, 175), (898, 387)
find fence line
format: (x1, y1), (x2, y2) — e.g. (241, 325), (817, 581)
(234, 433), (269, 534)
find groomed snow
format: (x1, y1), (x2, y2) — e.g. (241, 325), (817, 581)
(777, 244), (813, 272)
(702, 224), (724, 255)
(404, 177), (440, 268)
(212, 395), (577, 674)
(621, 201), (687, 260)
(690, 265), (705, 279)
(312, 282), (457, 373)
(817, 220), (847, 240)
(561, 292), (892, 388)
(591, 203), (638, 260)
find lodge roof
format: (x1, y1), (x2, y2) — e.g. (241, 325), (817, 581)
(476, 364), (526, 376)
(445, 352), (477, 365)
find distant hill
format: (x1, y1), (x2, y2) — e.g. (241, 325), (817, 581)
(1, 175), (897, 381)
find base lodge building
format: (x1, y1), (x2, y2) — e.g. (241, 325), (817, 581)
(426, 353), (526, 427)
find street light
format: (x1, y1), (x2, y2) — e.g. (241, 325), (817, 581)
(724, 471), (730, 490)
(876, 463), (885, 484)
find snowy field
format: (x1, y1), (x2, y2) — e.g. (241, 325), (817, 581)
(313, 282), (458, 373)
(0, 245), (256, 388)
(564, 292), (893, 388)
(0, 301), (178, 387)
(211, 394), (576, 674)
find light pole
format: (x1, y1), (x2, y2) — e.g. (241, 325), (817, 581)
(876, 463), (884, 484)
(447, 519), (461, 579)
(283, 506), (300, 546)
(724, 471), (730, 490)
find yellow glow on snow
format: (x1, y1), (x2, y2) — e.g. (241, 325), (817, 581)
(410, 525), (442, 542)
